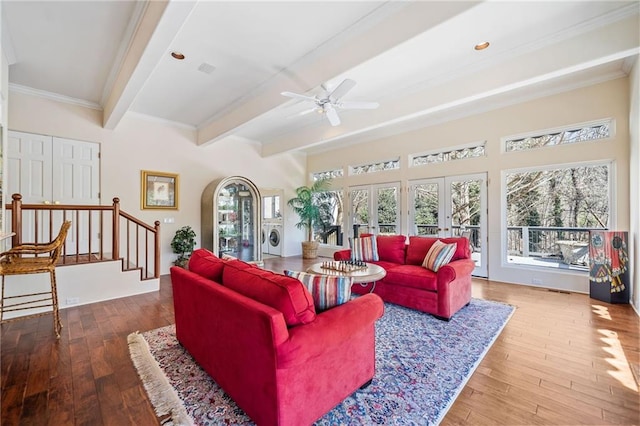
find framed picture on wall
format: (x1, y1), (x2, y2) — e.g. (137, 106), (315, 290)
(141, 170), (179, 210)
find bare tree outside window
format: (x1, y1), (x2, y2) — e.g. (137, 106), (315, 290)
(506, 163), (609, 268)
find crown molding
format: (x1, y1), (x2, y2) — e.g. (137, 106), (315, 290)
(9, 83), (102, 110)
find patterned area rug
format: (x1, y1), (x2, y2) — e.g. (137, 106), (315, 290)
(128, 299), (515, 426)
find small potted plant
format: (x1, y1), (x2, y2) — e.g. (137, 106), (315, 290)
(171, 225), (196, 268)
(287, 178), (332, 259)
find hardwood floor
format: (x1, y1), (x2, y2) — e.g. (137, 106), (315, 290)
(1, 256), (638, 425)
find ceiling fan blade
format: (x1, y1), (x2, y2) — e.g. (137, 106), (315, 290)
(325, 105), (341, 126)
(339, 101), (379, 110)
(328, 78), (356, 102)
(281, 91), (317, 103)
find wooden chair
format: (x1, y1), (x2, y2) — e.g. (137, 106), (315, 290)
(0, 221), (71, 338)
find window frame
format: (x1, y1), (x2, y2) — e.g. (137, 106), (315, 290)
(501, 118), (615, 153)
(500, 159), (616, 273)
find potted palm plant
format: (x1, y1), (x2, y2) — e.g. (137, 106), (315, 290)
(287, 178), (332, 259)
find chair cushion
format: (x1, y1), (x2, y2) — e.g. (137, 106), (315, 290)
(222, 261), (316, 326)
(188, 249), (225, 282)
(284, 270), (353, 311)
(383, 265), (437, 291)
(422, 240), (457, 272)
(375, 235), (406, 264)
(350, 236), (379, 262)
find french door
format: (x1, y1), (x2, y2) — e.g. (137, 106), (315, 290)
(349, 182), (400, 238)
(409, 173), (487, 277)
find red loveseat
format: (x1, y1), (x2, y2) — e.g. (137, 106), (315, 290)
(170, 249), (384, 426)
(334, 235), (474, 320)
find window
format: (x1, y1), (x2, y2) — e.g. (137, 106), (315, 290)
(312, 169), (343, 181)
(312, 190), (344, 246)
(349, 158), (399, 175)
(410, 142), (485, 166)
(504, 120), (611, 152)
(505, 162), (610, 270)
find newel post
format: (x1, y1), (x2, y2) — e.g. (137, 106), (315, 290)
(154, 220), (161, 278)
(112, 198), (120, 260)
(10, 193), (22, 247)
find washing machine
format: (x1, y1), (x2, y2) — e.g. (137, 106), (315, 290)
(268, 223), (283, 256)
(262, 224), (270, 254)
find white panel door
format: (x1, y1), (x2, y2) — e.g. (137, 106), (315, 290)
(7, 131), (100, 252)
(7, 131), (53, 204)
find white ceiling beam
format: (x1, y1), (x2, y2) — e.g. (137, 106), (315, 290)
(102, 0), (197, 130)
(196, 1), (482, 146)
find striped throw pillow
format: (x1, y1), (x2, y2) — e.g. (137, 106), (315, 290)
(284, 270), (353, 311)
(349, 236), (379, 262)
(422, 240), (457, 272)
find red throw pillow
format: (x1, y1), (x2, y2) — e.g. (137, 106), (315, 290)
(441, 237), (471, 260)
(188, 249), (225, 282)
(406, 237), (438, 265)
(376, 235), (406, 264)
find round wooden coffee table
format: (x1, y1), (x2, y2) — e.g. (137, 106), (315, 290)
(306, 262), (386, 284)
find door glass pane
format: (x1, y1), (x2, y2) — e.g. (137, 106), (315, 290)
(450, 179), (482, 262)
(351, 189), (369, 237)
(413, 183), (439, 236)
(218, 182), (256, 261)
(313, 190), (344, 245)
(263, 196), (273, 220)
(377, 187), (398, 234)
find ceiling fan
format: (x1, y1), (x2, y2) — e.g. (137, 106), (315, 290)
(281, 78), (379, 127)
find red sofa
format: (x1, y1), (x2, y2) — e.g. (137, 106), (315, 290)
(170, 249), (384, 426)
(334, 235), (474, 320)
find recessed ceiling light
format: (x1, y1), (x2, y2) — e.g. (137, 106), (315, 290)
(474, 42), (490, 51)
(171, 51), (185, 60)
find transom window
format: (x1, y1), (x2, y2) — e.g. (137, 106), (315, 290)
(312, 169), (344, 181)
(349, 159), (399, 175)
(411, 142), (485, 166)
(504, 120), (611, 152)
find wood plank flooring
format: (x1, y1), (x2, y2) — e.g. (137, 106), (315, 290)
(2, 256), (638, 425)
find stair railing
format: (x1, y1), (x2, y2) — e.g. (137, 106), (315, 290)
(5, 193), (160, 280)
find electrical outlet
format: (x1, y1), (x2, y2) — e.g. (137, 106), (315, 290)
(531, 278), (543, 285)
(164, 217), (175, 224)
(66, 297), (80, 305)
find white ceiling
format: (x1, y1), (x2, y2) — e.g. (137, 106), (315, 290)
(3, 1), (639, 156)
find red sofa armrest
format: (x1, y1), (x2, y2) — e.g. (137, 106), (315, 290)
(437, 258), (475, 283)
(333, 249), (351, 261)
(276, 293), (384, 368)
(436, 258), (475, 318)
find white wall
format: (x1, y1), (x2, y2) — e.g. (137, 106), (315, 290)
(7, 91), (307, 274)
(308, 78), (631, 293)
(629, 57), (639, 315)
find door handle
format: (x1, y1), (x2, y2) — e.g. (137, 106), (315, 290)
(54, 201), (60, 205)
(43, 200), (51, 205)
(444, 228), (450, 231)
